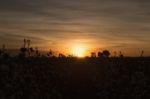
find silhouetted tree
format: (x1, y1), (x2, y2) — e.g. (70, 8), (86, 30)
(19, 39), (28, 58)
(98, 52), (103, 58)
(59, 53), (66, 58)
(91, 52), (96, 58)
(102, 50), (110, 58)
(27, 39), (31, 56)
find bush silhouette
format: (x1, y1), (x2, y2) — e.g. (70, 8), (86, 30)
(59, 53), (66, 58)
(98, 52), (103, 58)
(91, 52), (96, 57)
(102, 50), (110, 58)
(19, 47), (27, 58)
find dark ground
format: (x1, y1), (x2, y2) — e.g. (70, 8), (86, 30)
(0, 57), (150, 99)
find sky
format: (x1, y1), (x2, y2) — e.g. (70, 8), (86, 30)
(0, 0), (150, 56)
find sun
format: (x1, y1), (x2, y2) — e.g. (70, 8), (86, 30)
(72, 44), (86, 57)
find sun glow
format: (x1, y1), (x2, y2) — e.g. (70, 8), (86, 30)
(72, 44), (86, 57)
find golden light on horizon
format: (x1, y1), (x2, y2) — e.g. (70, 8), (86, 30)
(71, 44), (87, 57)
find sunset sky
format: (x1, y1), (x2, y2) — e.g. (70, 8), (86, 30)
(0, 0), (150, 56)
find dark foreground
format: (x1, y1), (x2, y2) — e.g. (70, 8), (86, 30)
(0, 57), (150, 99)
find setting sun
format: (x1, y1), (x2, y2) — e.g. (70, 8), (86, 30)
(72, 44), (86, 57)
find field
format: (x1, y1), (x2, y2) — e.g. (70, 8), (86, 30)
(0, 57), (150, 99)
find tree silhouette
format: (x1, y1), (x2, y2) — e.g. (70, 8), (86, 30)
(91, 52), (96, 58)
(98, 52), (103, 58)
(59, 53), (65, 58)
(102, 50), (110, 58)
(21, 39), (33, 57)
(19, 39), (28, 58)
(27, 39), (31, 56)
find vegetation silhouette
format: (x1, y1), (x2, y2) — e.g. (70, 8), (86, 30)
(102, 50), (110, 58)
(0, 39), (150, 99)
(47, 49), (53, 57)
(91, 52), (96, 58)
(141, 50), (144, 57)
(119, 51), (124, 58)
